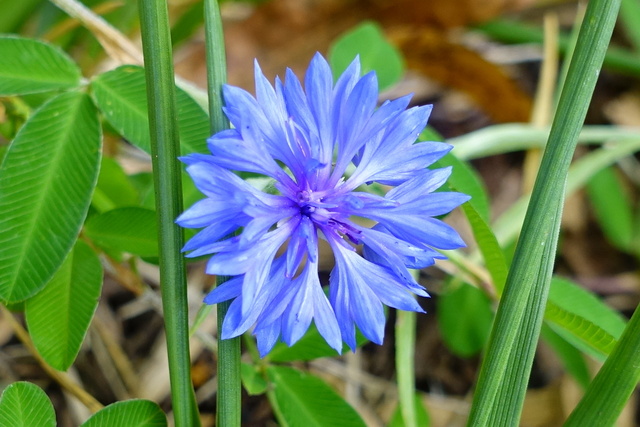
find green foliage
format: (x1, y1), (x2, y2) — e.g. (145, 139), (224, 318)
(0, 0), (43, 33)
(437, 282), (494, 357)
(0, 382), (55, 427)
(0, 35), (81, 95)
(0, 92), (101, 303)
(92, 157), (140, 213)
(586, 166), (634, 252)
(90, 65), (209, 155)
(329, 21), (404, 90)
(84, 207), (158, 257)
(461, 202), (508, 294)
(434, 152), (491, 224)
(545, 277), (627, 360)
(267, 324), (367, 363)
(267, 365), (366, 427)
(240, 363), (268, 395)
(80, 400), (167, 427)
(25, 240), (103, 371)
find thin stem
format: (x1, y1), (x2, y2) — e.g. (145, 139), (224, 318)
(395, 306), (417, 427)
(137, 1), (199, 426)
(203, 1), (241, 426)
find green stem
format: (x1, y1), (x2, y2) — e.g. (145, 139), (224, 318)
(466, 0), (621, 425)
(564, 304), (640, 426)
(395, 308), (417, 427)
(137, 1), (199, 426)
(203, 1), (241, 426)
(204, 0), (230, 133)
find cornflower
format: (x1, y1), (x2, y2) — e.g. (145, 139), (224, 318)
(177, 53), (469, 356)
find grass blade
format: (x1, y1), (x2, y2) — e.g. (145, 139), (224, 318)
(466, 0), (622, 425)
(137, 0), (199, 425)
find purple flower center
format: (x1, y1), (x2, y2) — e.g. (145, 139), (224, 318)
(294, 189), (325, 219)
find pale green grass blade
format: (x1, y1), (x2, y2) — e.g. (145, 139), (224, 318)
(0, 382), (55, 427)
(450, 124), (640, 160)
(493, 137), (640, 249)
(466, 0), (621, 425)
(25, 240), (103, 371)
(396, 308), (417, 426)
(81, 399), (167, 427)
(0, 92), (101, 302)
(0, 36), (81, 95)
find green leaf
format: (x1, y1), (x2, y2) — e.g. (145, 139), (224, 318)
(241, 363), (268, 396)
(80, 399), (167, 427)
(90, 65), (209, 155)
(544, 277), (627, 360)
(0, 36), (81, 95)
(84, 207), (158, 257)
(586, 166), (634, 252)
(329, 21), (404, 90)
(267, 324), (367, 363)
(25, 240), (103, 371)
(267, 324), (341, 362)
(388, 394), (430, 427)
(92, 156), (140, 213)
(435, 152), (491, 224)
(437, 282), (494, 357)
(0, 0), (43, 33)
(0, 91), (101, 303)
(0, 382), (56, 427)
(129, 172), (156, 209)
(267, 365), (366, 427)
(461, 202), (508, 293)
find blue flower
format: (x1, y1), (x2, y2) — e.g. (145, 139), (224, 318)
(177, 53), (470, 356)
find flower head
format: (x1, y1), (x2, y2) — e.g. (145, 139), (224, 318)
(177, 53), (470, 356)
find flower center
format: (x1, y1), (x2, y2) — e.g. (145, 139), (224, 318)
(296, 190), (318, 218)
